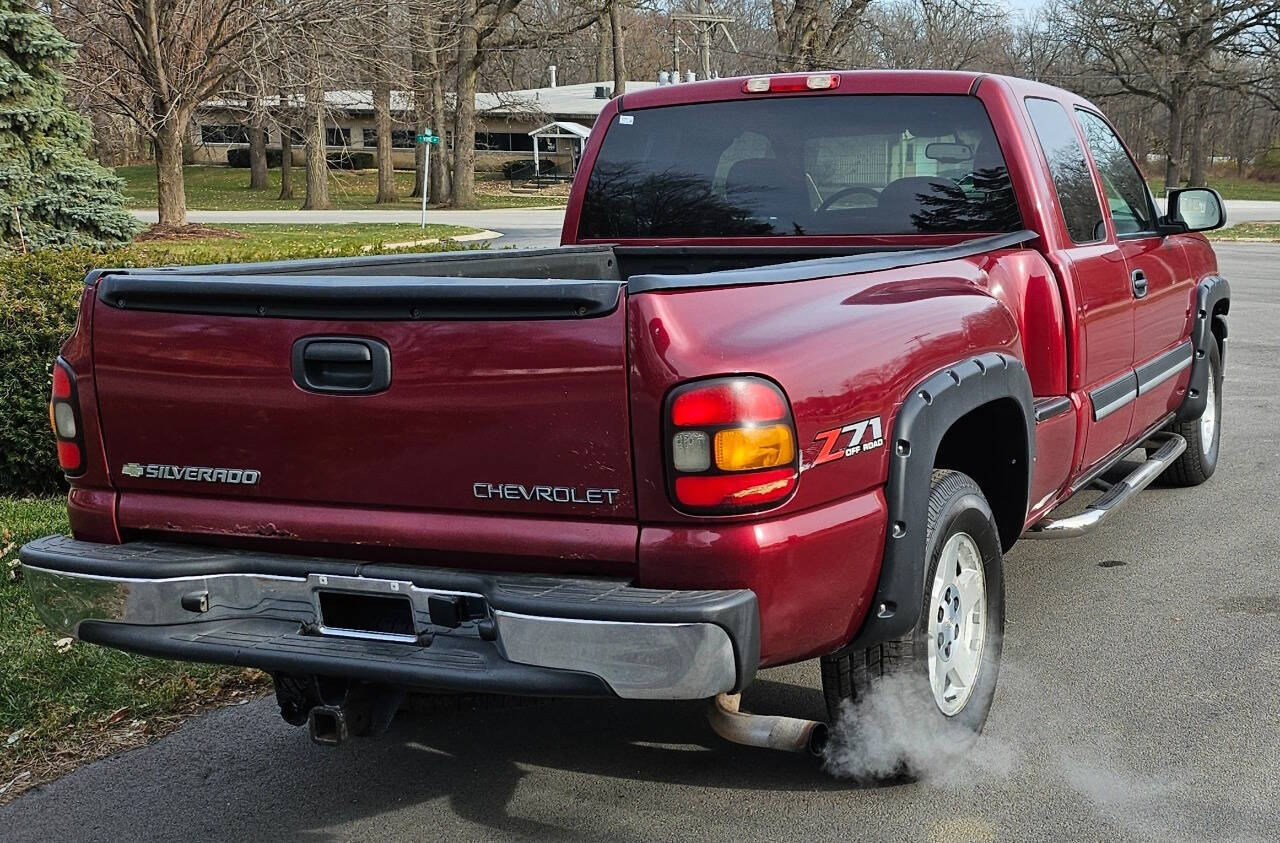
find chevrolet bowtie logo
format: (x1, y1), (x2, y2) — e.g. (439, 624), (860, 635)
(121, 463), (144, 478)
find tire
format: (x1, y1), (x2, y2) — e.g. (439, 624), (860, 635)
(1162, 340), (1223, 486)
(820, 470), (1006, 740)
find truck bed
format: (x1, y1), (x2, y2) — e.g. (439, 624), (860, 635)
(108, 231), (1036, 299)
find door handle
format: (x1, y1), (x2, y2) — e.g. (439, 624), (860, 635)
(1131, 269), (1149, 300)
(291, 337), (391, 394)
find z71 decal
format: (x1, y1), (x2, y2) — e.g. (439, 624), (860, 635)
(813, 416), (885, 465)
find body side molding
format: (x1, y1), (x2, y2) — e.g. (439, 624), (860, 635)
(1136, 340), (1193, 395)
(1090, 372), (1138, 421)
(1033, 396), (1072, 423)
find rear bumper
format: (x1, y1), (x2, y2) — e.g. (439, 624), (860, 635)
(19, 536), (759, 700)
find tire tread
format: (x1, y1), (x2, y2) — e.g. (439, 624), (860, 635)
(820, 469), (975, 723)
(1163, 342), (1221, 487)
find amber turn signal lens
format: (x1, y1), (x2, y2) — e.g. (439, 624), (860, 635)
(714, 424), (795, 471)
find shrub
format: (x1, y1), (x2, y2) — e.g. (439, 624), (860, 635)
(1, 249), (130, 493)
(500, 159), (559, 179)
(225, 147), (285, 168)
(1253, 148), (1280, 183)
(326, 151), (376, 170)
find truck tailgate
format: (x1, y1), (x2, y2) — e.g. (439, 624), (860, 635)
(89, 272), (636, 563)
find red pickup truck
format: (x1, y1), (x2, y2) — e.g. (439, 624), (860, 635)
(23, 70), (1229, 760)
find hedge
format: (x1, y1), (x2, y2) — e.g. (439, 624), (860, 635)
(327, 150), (376, 170)
(226, 147), (284, 168)
(224, 148), (377, 170)
(0, 240), (452, 495)
(501, 159), (558, 180)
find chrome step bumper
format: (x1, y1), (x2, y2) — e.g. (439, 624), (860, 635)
(19, 536), (759, 700)
(1024, 433), (1187, 540)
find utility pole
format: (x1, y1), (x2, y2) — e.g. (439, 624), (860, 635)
(671, 1), (737, 80)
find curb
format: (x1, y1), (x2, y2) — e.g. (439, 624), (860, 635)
(371, 229), (503, 250)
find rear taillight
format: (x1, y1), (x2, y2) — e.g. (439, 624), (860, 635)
(665, 377), (798, 513)
(49, 358), (85, 475)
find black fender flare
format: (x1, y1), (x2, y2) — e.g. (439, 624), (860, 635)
(841, 352), (1035, 653)
(1175, 275), (1230, 422)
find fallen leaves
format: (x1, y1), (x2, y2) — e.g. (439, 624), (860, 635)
(54, 637), (74, 653)
(0, 669), (268, 806)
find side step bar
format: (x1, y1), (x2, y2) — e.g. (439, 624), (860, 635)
(1024, 433), (1187, 540)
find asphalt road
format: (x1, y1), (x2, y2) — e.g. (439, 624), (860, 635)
(3, 243), (1278, 841)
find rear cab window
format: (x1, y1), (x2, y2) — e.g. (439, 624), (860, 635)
(578, 95), (1023, 238)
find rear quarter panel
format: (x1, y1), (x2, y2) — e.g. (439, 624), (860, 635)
(626, 254), (1029, 525)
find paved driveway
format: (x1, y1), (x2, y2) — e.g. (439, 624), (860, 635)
(2, 244), (1276, 841)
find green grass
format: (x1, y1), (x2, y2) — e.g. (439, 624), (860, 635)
(117, 165), (566, 211)
(1147, 176), (1280, 201)
(0, 497), (265, 799)
(130, 222), (482, 262)
(1205, 222), (1280, 240)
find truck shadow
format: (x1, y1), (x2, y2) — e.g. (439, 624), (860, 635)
(3, 673), (886, 842)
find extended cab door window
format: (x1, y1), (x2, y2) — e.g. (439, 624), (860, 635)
(1075, 108), (1194, 442)
(1074, 109), (1156, 236)
(1025, 96), (1135, 470)
(1024, 98), (1105, 243)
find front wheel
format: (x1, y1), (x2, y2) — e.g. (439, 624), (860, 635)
(1162, 341), (1223, 486)
(820, 470), (1006, 773)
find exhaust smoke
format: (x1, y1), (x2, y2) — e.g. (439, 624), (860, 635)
(821, 673), (1017, 782)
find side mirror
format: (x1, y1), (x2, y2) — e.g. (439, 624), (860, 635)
(1161, 187), (1226, 234)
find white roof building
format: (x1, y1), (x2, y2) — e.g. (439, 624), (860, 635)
(195, 80), (662, 171)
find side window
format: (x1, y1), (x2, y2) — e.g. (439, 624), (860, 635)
(1025, 98), (1105, 244)
(1075, 109), (1155, 235)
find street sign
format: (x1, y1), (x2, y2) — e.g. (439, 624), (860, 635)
(416, 133), (440, 145)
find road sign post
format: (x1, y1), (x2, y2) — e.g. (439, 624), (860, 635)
(417, 132), (440, 228)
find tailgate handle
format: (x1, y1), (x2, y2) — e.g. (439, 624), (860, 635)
(292, 337), (391, 395)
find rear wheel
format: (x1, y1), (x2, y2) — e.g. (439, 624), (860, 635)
(820, 470), (1006, 752)
(1162, 341), (1223, 486)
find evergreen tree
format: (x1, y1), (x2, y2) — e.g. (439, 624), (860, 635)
(0, 0), (140, 253)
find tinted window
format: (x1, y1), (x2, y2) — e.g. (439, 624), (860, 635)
(578, 95), (1022, 238)
(364, 129), (419, 149)
(1075, 109), (1155, 235)
(1024, 98), (1104, 243)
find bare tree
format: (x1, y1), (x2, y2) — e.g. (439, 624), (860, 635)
(866, 0), (1004, 70)
(450, 0), (600, 207)
(408, 3), (455, 202)
(60, 0), (302, 225)
(770, 0), (872, 70)
(373, 67), (398, 203)
(610, 0), (627, 95)
(1061, 0), (1280, 187)
(301, 43), (331, 209)
(247, 91), (270, 190)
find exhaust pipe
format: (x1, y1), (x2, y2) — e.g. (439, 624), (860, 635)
(707, 693), (828, 756)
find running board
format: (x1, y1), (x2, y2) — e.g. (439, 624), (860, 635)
(1024, 433), (1187, 540)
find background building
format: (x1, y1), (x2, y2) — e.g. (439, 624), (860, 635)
(195, 81), (659, 173)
